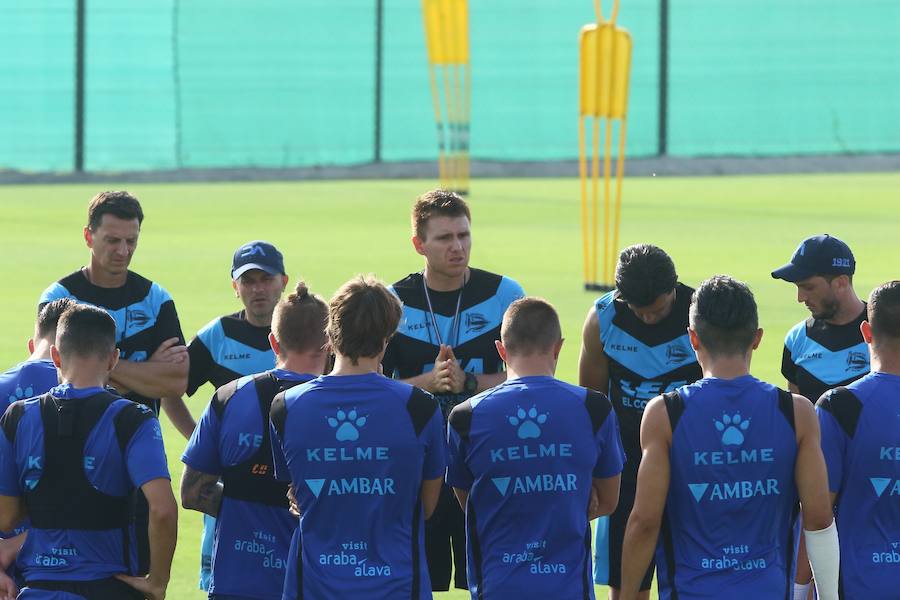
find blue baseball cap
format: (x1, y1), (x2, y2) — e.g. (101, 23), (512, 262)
(771, 234), (855, 283)
(231, 241), (286, 280)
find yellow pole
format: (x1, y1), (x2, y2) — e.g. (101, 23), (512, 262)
(439, 0), (458, 191)
(579, 115), (590, 285)
(590, 116), (601, 285)
(611, 119), (628, 281)
(601, 114), (614, 284)
(427, 64), (448, 189)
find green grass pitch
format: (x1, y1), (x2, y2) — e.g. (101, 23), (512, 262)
(1, 173), (898, 598)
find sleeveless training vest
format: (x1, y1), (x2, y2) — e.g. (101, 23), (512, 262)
(214, 373), (306, 509)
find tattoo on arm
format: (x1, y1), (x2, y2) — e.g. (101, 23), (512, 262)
(181, 467), (223, 518)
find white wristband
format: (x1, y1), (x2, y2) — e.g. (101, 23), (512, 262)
(804, 520), (839, 600)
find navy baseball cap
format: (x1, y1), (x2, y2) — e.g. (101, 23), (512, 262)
(771, 234), (855, 283)
(231, 241), (285, 280)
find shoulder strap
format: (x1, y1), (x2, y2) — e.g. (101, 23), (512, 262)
(663, 390), (685, 432)
(584, 389), (612, 435)
(777, 388), (796, 434)
(211, 377), (242, 420)
(270, 392), (289, 440)
(252, 372), (282, 410)
(407, 387), (439, 437)
(1, 399), (29, 443)
(816, 386), (861, 438)
(113, 400), (156, 453)
(448, 399), (473, 441)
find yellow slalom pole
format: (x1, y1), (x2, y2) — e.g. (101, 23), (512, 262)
(590, 115), (601, 286)
(579, 115), (590, 285)
(610, 119), (628, 281)
(439, 0), (458, 191)
(601, 115), (614, 285)
(456, 0), (471, 194)
(462, 62), (471, 192)
(423, 0), (448, 188)
(427, 65), (448, 189)
(450, 64), (463, 194)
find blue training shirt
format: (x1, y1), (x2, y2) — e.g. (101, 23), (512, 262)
(0, 384), (169, 582)
(383, 269), (524, 414)
(185, 310), (276, 592)
(781, 307), (868, 403)
(38, 270), (185, 414)
(270, 372), (448, 600)
(446, 376), (624, 599)
(594, 284), (701, 482)
(0, 358), (58, 582)
(0, 360), (58, 416)
(816, 372), (900, 600)
(186, 311), (274, 397)
(657, 376), (799, 600)
(182, 368), (312, 600)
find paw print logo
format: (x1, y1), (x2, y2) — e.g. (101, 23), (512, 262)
(714, 413), (750, 446)
(327, 409), (367, 442)
(8, 385), (34, 404)
(508, 406), (548, 440)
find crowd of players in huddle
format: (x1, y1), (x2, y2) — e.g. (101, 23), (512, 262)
(0, 189), (897, 600)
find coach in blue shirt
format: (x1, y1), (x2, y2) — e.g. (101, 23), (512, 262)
(181, 281), (328, 600)
(0, 303), (177, 600)
(447, 297), (625, 599)
(271, 275), (447, 600)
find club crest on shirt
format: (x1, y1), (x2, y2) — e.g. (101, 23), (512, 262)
(846, 351), (868, 372)
(127, 309), (150, 327)
(666, 343), (691, 365)
(465, 312), (489, 333)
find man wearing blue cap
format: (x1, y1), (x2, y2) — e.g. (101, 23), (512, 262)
(164, 240), (289, 591)
(772, 234), (869, 405)
(771, 233), (868, 599)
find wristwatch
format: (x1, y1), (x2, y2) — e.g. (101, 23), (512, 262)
(463, 371), (478, 395)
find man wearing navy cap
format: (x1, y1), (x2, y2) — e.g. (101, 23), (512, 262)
(771, 233), (868, 600)
(772, 234), (869, 404)
(162, 240), (289, 591)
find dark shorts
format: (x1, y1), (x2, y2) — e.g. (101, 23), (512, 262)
(132, 489), (150, 576)
(22, 578), (143, 599)
(425, 484), (468, 591)
(594, 474), (654, 591)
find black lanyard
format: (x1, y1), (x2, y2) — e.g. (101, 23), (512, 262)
(422, 275), (464, 348)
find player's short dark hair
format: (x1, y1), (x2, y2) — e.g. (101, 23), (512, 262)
(868, 281), (900, 344)
(87, 191), (144, 231)
(615, 244), (677, 307)
(412, 189), (471, 240)
(272, 281), (328, 356)
(56, 304), (117, 360)
(36, 298), (77, 341)
(690, 275), (759, 357)
(501, 297), (562, 356)
(327, 275), (401, 364)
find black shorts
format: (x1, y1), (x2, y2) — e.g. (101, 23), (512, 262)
(425, 484), (468, 591)
(24, 577), (143, 599)
(132, 489), (150, 576)
(594, 474), (654, 591)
